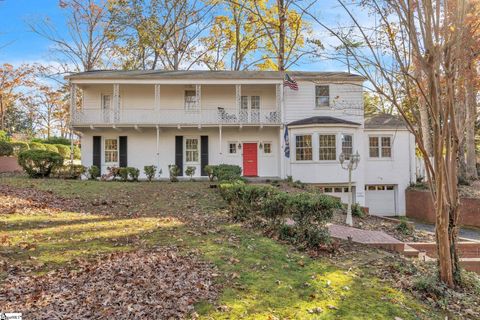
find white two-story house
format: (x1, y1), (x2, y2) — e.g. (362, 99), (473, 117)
(67, 70), (416, 216)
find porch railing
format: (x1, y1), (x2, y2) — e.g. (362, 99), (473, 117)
(72, 107), (281, 125)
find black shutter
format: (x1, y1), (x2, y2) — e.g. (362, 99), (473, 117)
(200, 136), (208, 176)
(93, 136), (101, 168)
(175, 136), (183, 176)
(119, 136), (128, 167)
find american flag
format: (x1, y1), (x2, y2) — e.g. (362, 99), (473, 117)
(283, 73), (298, 90)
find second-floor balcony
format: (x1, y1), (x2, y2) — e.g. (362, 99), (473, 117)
(70, 83), (282, 127)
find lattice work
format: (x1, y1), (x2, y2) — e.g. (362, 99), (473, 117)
(113, 84), (120, 122)
(195, 84), (201, 110)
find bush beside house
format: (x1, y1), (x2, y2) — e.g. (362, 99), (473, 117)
(18, 150), (64, 178)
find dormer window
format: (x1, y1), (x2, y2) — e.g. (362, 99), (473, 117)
(315, 85), (329, 108)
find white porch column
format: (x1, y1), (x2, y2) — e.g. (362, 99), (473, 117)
(69, 83), (77, 164)
(219, 125), (223, 161)
(113, 84), (120, 123)
(154, 84), (161, 123)
(235, 84), (241, 113)
(195, 84), (201, 110)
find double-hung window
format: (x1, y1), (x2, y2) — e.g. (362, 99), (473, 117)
(295, 135), (312, 161)
(315, 85), (329, 108)
(185, 138), (199, 163)
(104, 138), (118, 163)
(263, 142), (272, 154)
(369, 136), (392, 158)
(341, 134), (353, 159)
(184, 90), (197, 111)
(319, 134), (336, 160)
(228, 143), (237, 154)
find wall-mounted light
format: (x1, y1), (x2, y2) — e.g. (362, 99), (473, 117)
(259, 143), (263, 149)
(238, 143), (242, 150)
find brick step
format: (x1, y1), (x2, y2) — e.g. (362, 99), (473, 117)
(403, 244), (421, 258)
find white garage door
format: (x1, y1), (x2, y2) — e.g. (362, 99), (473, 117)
(365, 185), (396, 216)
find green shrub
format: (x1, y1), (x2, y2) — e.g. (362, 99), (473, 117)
(128, 167), (140, 181)
(204, 165), (215, 181)
(261, 192), (290, 227)
(413, 274), (448, 298)
(43, 144), (59, 153)
(32, 136), (70, 146)
(55, 144), (71, 158)
(185, 166), (196, 181)
(144, 165), (157, 181)
(73, 146), (81, 159)
(0, 141), (13, 156)
(168, 164), (180, 182)
(288, 193), (340, 228)
(219, 183), (278, 221)
(10, 141), (29, 156)
(52, 164), (86, 179)
(88, 165), (100, 180)
(214, 164), (242, 181)
(119, 167), (129, 181)
(0, 130), (9, 142)
(29, 142), (46, 151)
(396, 217), (413, 235)
(351, 203), (365, 217)
(278, 223), (296, 241)
(18, 150), (64, 178)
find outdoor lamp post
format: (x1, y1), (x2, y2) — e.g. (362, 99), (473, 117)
(339, 151), (360, 226)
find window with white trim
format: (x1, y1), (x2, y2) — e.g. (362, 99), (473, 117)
(341, 134), (353, 159)
(104, 138), (118, 163)
(228, 143), (237, 154)
(319, 134), (336, 160)
(184, 90), (197, 111)
(369, 136), (392, 158)
(295, 135), (312, 161)
(185, 138), (199, 162)
(263, 142), (272, 154)
(315, 85), (329, 108)
(102, 94), (111, 110)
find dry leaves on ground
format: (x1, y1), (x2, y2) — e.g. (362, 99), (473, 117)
(0, 184), (81, 215)
(1, 248), (219, 320)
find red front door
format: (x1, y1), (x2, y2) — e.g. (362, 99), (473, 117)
(242, 143), (258, 177)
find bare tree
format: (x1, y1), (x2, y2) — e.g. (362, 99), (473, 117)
(29, 0), (114, 72)
(300, 0), (472, 287)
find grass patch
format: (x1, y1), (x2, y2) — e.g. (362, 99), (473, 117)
(0, 177), (442, 319)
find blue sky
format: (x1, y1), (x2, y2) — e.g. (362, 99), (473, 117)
(0, 0), (371, 72)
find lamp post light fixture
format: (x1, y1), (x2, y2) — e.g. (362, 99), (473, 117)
(339, 151), (360, 226)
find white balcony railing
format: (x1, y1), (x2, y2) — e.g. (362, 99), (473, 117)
(72, 108), (281, 126)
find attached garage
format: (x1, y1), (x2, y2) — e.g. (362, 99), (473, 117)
(365, 185), (396, 216)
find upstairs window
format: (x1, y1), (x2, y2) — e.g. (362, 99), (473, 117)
(315, 85), (329, 108)
(369, 136), (392, 158)
(185, 138), (199, 162)
(102, 94), (111, 110)
(319, 134), (336, 160)
(295, 135), (312, 161)
(104, 138), (118, 163)
(184, 90), (197, 111)
(341, 134), (353, 159)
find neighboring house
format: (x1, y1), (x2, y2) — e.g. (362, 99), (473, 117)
(67, 70), (415, 216)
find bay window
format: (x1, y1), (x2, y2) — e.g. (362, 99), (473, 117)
(295, 135), (312, 161)
(319, 134), (336, 160)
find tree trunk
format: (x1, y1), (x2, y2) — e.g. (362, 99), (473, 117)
(276, 0), (286, 71)
(466, 72), (478, 179)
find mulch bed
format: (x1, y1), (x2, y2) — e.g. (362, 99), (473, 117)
(1, 248), (219, 320)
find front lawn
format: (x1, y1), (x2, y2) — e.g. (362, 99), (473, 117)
(0, 176), (443, 319)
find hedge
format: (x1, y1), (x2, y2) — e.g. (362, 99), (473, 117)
(43, 144), (59, 153)
(55, 144), (71, 158)
(10, 141), (29, 156)
(0, 141), (14, 156)
(29, 142), (47, 150)
(219, 183), (342, 248)
(18, 149), (64, 178)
